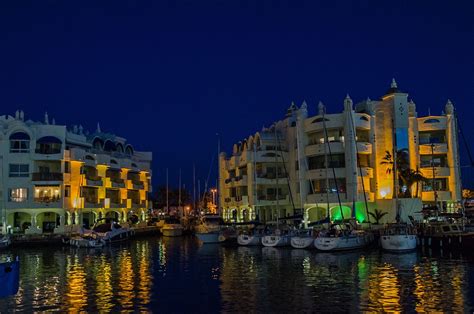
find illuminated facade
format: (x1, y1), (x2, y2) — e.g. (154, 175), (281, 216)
(219, 80), (462, 224)
(0, 111), (152, 234)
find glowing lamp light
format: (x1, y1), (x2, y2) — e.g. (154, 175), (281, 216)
(380, 190), (387, 199)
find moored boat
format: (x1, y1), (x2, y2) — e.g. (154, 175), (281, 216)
(0, 235), (11, 249)
(418, 218), (474, 251)
(89, 219), (134, 243)
(262, 229), (291, 247)
(380, 222), (417, 252)
(0, 257), (19, 298)
(290, 229), (315, 249)
(161, 217), (184, 237)
(70, 234), (105, 248)
(314, 224), (373, 251)
(237, 226), (264, 246)
(195, 214), (225, 244)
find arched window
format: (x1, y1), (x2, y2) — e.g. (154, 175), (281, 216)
(360, 116), (369, 121)
(92, 137), (104, 150)
(312, 117), (329, 123)
(103, 140), (116, 152)
(36, 136), (62, 154)
(110, 159), (118, 165)
(424, 118), (440, 124)
(116, 143), (124, 153)
(125, 145), (134, 156)
(10, 132), (30, 153)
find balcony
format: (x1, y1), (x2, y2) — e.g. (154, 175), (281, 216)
(306, 168), (346, 179)
(84, 198), (105, 208)
(304, 115), (344, 133)
(256, 173), (288, 185)
(355, 115), (371, 129)
(234, 175), (248, 186)
(107, 199), (127, 208)
(131, 200), (147, 208)
(418, 117), (447, 131)
(84, 176), (103, 187)
(255, 150), (289, 163)
(422, 191), (452, 201)
(256, 195), (290, 206)
(32, 172), (63, 182)
(33, 197), (62, 208)
(306, 193), (348, 204)
(356, 142), (372, 154)
(305, 142), (344, 156)
(420, 167), (450, 178)
(419, 143), (448, 155)
(235, 195), (249, 205)
(111, 178), (125, 188)
(127, 180), (145, 190)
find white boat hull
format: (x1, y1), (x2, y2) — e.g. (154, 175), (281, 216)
(314, 234), (372, 251)
(162, 227), (183, 237)
(262, 235), (290, 247)
(70, 237), (104, 248)
(380, 234), (417, 252)
(237, 234), (261, 246)
(290, 236), (314, 249)
(196, 232), (224, 244)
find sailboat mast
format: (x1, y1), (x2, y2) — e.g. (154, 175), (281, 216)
(295, 115), (306, 228)
(322, 104), (344, 221)
(166, 168), (169, 214)
(274, 126), (280, 227)
(178, 168), (182, 212)
(392, 119), (400, 222)
(253, 142), (258, 221)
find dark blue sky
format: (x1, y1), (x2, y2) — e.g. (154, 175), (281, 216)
(0, 1), (473, 189)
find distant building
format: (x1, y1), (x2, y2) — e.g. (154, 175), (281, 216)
(0, 110), (152, 234)
(219, 80), (462, 224)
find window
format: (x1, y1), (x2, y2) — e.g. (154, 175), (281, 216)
(423, 178), (448, 192)
(9, 188), (28, 202)
(64, 161), (71, 173)
(419, 131), (446, 144)
(308, 154), (345, 170)
(357, 154), (371, 167)
(9, 132), (30, 153)
(65, 185), (71, 198)
(9, 164), (29, 177)
(35, 136), (62, 154)
(310, 178), (347, 194)
(420, 155), (448, 168)
(34, 185), (61, 203)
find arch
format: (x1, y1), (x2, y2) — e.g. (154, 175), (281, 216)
(131, 162), (138, 168)
(103, 140), (116, 152)
(85, 155), (95, 161)
(105, 210), (121, 221)
(36, 211), (60, 233)
(36, 136), (62, 154)
(423, 118), (441, 124)
(330, 205), (352, 222)
(9, 131), (30, 140)
(92, 137), (104, 150)
(359, 116), (369, 121)
(307, 207), (327, 223)
(110, 159), (118, 165)
(116, 143), (124, 153)
(125, 144), (134, 156)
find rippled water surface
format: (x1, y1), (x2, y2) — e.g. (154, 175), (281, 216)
(1, 236), (474, 312)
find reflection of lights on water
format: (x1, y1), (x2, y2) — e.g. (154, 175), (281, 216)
(302, 257), (311, 273)
(96, 255), (113, 312)
(118, 250), (135, 310)
(66, 255), (87, 312)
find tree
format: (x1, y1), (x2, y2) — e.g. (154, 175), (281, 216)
(380, 149), (426, 198)
(369, 209), (388, 224)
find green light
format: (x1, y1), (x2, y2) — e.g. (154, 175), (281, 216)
(330, 203), (369, 223)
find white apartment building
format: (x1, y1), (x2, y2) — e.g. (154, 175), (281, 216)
(219, 80), (462, 224)
(0, 110), (152, 234)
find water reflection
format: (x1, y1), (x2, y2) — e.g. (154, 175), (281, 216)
(0, 238), (473, 312)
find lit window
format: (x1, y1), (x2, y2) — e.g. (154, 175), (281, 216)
(9, 132), (30, 153)
(9, 164), (29, 177)
(9, 188), (28, 202)
(34, 186), (61, 203)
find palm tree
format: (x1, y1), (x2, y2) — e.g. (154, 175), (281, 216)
(369, 208), (388, 224)
(380, 150), (426, 198)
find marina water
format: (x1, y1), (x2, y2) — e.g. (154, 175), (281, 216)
(1, 236), (474, 312)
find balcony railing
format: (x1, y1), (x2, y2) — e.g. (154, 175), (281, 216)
(34, 196), (61, 203)
(35, 148), (61, 155)
(111, 178), (125, 188)
(32, 172), (63, 181)
(257, 194), (287, 201)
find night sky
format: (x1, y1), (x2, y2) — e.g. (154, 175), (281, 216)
(0, 1), (473, 189)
